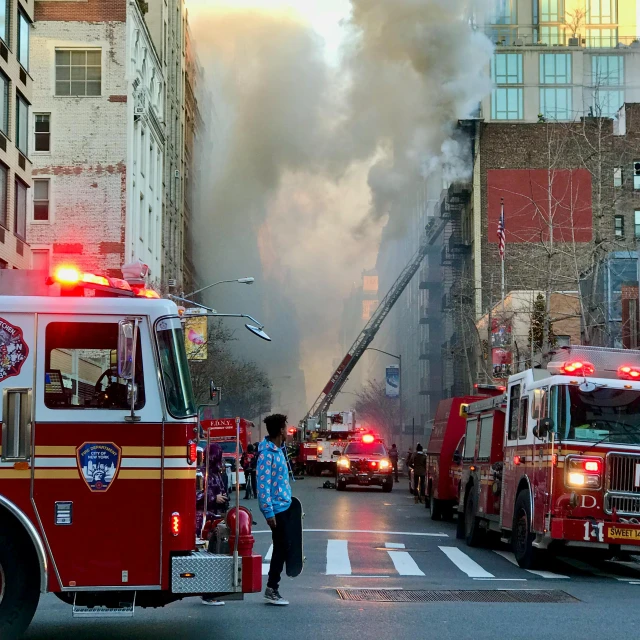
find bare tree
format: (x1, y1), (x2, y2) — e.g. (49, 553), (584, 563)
(354, 379), (400, 441)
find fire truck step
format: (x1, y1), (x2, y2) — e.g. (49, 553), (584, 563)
(72, 595), (135, 618)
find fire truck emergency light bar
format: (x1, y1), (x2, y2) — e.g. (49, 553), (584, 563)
(47, 266), (160, 299)
(546, 346), (640, 380)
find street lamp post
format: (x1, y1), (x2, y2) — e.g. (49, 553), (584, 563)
(364, 348), (402, 442)
(182, 277), (255, 300)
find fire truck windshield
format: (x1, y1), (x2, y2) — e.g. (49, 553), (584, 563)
(156, 318), (196, 419)
(343, 442), (387, 456)
(552, 385), (640, 444)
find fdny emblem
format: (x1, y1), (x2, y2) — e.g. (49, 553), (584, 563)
(76, 442), (122, 493)
(0, 317), (29, 382)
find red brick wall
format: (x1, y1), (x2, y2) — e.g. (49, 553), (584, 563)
(35, 0), (126, 22)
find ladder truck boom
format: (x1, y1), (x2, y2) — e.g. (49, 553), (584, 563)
(302, 217), (447, 426)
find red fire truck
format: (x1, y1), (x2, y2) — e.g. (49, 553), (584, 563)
(456, 346), (640, 568)
(0, 268), (261, 638)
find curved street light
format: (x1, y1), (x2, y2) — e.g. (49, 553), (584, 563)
(183, 277), (255, 300)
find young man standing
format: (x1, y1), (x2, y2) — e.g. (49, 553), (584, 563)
(257, 414), (292, 606)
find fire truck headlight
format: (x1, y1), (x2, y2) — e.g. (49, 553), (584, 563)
(567, 472), (586, 487)
(337, 457), (350, 469)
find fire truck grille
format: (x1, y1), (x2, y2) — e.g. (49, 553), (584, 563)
(336, 589), (579, 603)
(605, 453), (640, 515)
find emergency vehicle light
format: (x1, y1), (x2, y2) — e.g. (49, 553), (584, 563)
(135, 287), (161, 299)
(171, 512), (181, 536)
(379, 459), (390, 470)
(362, 434), (375, 444)
(618, 365), (640, 380)
(565, 456), (602, 490)
(187, 441), (197, 465)
(559, 361), (595, 376)
(337, 457), (350, 469)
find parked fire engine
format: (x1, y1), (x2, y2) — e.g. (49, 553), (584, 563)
(0, 267), (261, 638)
(311, 411), (356, 475)
(455, 346), (640, 568)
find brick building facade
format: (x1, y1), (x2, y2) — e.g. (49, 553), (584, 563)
(0, 0), (34, 270)
(28, 0), (164, 280)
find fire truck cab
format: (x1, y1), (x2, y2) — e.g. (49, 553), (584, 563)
(457, 346), (640, 569)
(0, 268), (260, 638)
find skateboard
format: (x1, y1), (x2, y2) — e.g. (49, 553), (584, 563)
(285, 496), (304, 577)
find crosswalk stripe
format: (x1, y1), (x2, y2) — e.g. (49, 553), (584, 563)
(385, 543), (425, 576)
(558, 556), (631, 581)
(262, 564), (270, 576)
(265, 544), (273, 561)
(494, 550), (569, 579)
(439, 546), (494, 578)
(326, 540), (352, 575)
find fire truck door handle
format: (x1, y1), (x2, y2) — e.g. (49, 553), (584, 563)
(1, 388), (32, 461)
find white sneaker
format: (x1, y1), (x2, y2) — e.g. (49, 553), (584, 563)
(264, 587), (289, 605)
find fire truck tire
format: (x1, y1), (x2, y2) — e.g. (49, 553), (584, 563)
(430, 494), (444, 521)
(463, 486), (484, 547)
(0, 528), (40, 640)
(512, 490), (537, 569)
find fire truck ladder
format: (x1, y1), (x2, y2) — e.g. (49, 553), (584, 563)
(303, 217), (448, 425)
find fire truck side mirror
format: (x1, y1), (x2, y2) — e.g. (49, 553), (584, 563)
(533, 417), (553, 440)
(118, 320), (135, 380)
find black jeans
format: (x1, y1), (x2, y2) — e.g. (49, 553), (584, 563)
(392, 461), (399, 482)
(267, 505), (293, 590)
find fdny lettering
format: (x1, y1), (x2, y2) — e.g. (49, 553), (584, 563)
(77, 442), (122, 493)
(580, 495), (597, 509)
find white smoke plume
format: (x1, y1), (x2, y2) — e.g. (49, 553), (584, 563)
(189, 0), (493, 417)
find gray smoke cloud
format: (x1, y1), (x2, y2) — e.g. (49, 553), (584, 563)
(189, 1), (493, 418)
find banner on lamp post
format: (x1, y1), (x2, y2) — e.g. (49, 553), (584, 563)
(184, 315), (208, 360)
(386, 365), (400, 398)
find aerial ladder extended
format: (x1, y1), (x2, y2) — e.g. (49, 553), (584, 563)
(301, 216), (448, 430)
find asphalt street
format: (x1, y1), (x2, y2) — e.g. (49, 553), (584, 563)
(25, 474), (640, 640)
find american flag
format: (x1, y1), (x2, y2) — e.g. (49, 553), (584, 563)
(497, 199), (505, 260)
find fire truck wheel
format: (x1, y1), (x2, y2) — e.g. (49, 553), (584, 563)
(430, 494), (443, 521)
(463, 486), (484, 547)
(513, 490), (537, 569)
(0, 528), (40, 639)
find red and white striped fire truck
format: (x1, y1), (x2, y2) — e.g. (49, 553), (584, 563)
(0, 267), (261, 638)
(456, 346), (640, 568)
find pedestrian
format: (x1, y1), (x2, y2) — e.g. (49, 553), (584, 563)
(241, 444), (256, 499)
(250, 445), (258, 498)
(405, 447), (413, 476)
(389, 444), (399, 483)
(410, 444), (427, 504)
(257, 414), (293, 606)
(196, 442), (230, 606)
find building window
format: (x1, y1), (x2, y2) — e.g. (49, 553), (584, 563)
(587, 0), (616, 24)
(16, 93), (28, 156)
(614, 167), (622, 187)
(492, 87), (524, 120)
(587, 27), (617, 47)
(0, 0), (8, 46)
(35, 114), (51, 152)
(0, 259), (6, 269)
(541, 0), (563, 22)
(140, 127), (146, 176)
(540, 54), (571, 84)
(540, 26), (565, 45)
(492, 53), (522, 84)
(33, 179), (50, 221)
(31, 248), (50, 272)
(18, 11), (29, 71)
(0, 163), (6, 229)
(592, 89), (624, 117)
(614, 215), (624, 237)
(55, 49), (102, 97)
(634, 161), (640, 190)
(592, 55), (624, 85)
(14, 179), (27, 240)
(635, 211), (640, 238)
(0, 71), (8, 136)
(491, 0), (516, 24)
(540, 88), (572, 120)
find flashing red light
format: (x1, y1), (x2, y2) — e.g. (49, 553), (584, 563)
(560, 361), (595, 376)
(288, 427), (297, 435)
(362, 434), (375, 444)
(513, 455), (521, 466)
(618, 365), (640, 380)
(135, 287), (160, 299)
(54, 266), (81, 284)
(370, 461), (378, 468)
(584, 460), (601, 473)
(187, 441), (197, 465)
(171, 512), (181, 536)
